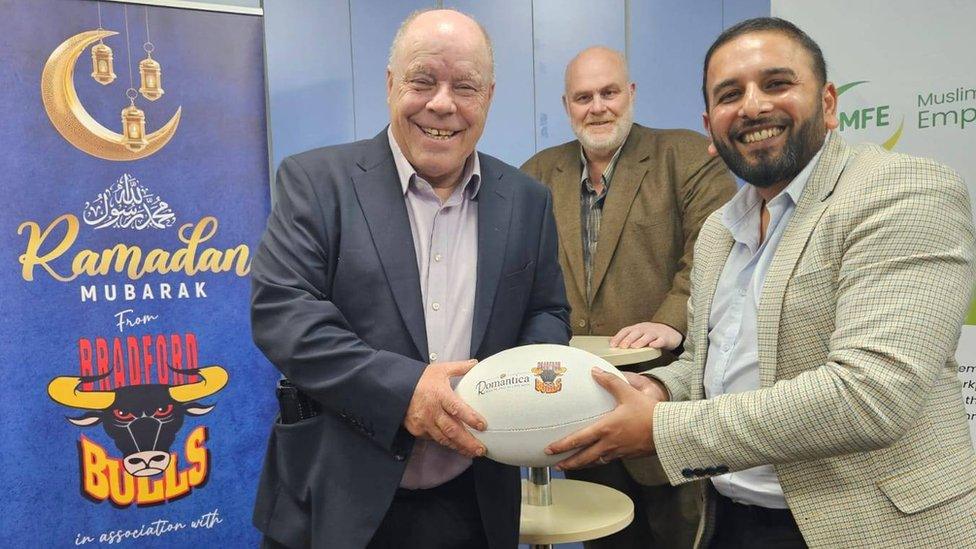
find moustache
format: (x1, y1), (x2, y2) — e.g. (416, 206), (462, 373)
(731, 117), (791, 139)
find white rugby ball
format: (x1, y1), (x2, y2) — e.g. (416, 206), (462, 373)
(455, 344), (625, 467)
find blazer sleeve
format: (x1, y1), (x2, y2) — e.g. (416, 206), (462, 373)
(251, 155), (426, 455)
(651, 145), (736, 334)
(652, 157), (976, 485)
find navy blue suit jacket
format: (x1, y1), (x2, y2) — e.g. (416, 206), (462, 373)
(251, 130), (571, 549)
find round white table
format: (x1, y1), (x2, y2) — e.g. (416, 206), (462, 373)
(518, 337), (660, 548)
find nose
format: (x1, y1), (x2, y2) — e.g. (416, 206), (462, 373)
(739, 84), (772, 119)
(590, 95), (607, 114)
(426, 83), (457, 115)
(124, 450), (171, 477)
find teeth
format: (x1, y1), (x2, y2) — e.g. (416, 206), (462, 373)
(742, 127), (783, 144)
(421, 127), (458, 139)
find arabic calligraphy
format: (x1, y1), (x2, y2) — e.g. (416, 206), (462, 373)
(83, 173), (176, 230)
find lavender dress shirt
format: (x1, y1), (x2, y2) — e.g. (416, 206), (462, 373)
(388, 128), (481, 489)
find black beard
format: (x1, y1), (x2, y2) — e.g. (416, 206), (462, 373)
(713, 113), (826, 188)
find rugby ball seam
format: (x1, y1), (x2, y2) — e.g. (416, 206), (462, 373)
(480, 411), (611, 433)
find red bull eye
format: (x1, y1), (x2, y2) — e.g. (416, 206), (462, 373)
(153, 404), (174, 418)
(112, 409), (135, 421)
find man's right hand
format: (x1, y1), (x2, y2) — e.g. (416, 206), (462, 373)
(404, 359), (487, 459)
(623, 371), (670, 402)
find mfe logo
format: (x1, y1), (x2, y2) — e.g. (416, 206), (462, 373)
(46, 333), (227, 507)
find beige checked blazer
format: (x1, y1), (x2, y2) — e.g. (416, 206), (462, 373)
(649, 131), (976, 547)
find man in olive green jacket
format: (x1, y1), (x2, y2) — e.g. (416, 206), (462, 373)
(521, 46), (735, 549)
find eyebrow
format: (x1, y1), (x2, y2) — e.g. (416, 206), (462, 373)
(710, 67), (799, 97)
(571, 84), (621, 98)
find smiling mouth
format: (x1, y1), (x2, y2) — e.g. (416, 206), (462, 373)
(418, 125), (460, 140)
(739, 126), (784, 144)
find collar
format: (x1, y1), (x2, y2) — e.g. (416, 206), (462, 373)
(579, 133), (628, 189)
(721, 139), (828, 232)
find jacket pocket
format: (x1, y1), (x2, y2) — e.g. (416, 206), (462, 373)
(502, 259), (534, 290)
(273, 413), (329, 502)
(877, 447), (976, 514)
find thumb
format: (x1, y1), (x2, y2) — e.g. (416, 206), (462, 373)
(444, 359), (479, 376)
(591, 367), (630, 402)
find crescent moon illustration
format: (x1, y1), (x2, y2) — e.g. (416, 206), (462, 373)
(41, 30), (181, 161)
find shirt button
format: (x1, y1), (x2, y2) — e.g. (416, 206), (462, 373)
(431, 302), (441, 311)
(434, 253), (442, 262)
(722, 344), (731, 353)
(738, 288), (747, 296)
(577, 319), (587, 328)
(429, 352), (438, 361)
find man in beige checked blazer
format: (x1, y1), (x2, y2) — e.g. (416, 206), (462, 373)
(547, 17), (976, 548)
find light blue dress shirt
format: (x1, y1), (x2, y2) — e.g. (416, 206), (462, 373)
(703, 145), (825, 509)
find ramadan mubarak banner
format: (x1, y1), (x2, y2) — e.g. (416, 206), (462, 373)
(0, 0), (277, 546)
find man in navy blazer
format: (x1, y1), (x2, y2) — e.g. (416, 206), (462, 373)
(250, 9), (570, 549)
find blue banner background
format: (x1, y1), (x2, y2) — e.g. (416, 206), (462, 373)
(0, 0), (275, 546)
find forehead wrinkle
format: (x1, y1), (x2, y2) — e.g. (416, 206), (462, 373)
(762, 67), (799, 79)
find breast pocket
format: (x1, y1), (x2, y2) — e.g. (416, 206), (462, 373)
(783, 265), (837, 326)
(502, 259), (534, 291)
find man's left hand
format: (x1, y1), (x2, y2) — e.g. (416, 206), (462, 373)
(610, 322), (682, 350)
(545, 367), (659, 470)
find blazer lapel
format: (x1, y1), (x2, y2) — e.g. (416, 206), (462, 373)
(756, 131), (851, 387)
(352, 131), (428, 359)
(550, 152), (587, 303)
(470, 157), (513, 357)
(692, 220), (734, 400)
(589, 130), (649, 301)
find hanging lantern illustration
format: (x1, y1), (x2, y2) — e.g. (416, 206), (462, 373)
(121, 91), (147, 152)
(90, 41), (116, 85)
(138, 45), (163, 100)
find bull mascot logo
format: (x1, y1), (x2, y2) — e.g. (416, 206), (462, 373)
(47, 365), (227, 477)
(531, 361), (566, 394)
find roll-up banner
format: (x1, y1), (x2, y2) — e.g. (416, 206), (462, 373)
(772, 1), (976, 443)
(0, 0), (276, 545)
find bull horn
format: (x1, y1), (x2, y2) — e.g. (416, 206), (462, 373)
(47, 376), (115, 410)
(169, 365), (228, 403)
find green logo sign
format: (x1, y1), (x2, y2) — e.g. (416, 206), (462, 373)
(836, 81), (903, 150)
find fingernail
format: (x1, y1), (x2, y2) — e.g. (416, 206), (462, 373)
(476, 447), (485, 457)
(543, 448), (553, 455)
(478, 422), (486, 431)
(591, 367), (603, 374)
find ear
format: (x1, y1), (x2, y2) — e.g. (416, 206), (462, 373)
(702, 111), (718, 157)
(386, 68), (394, 105)
(487, 81), (495, 104)
(562, 94), (570, 116)
(823, 82), (839, 130)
